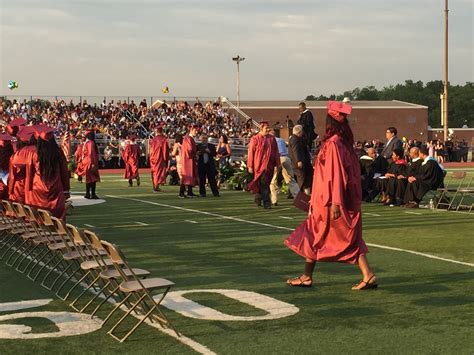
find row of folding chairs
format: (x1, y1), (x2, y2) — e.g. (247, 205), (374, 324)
(435, 171), (474, 212)
(0, 200), (179, 342)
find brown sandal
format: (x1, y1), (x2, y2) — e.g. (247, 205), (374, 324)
(352, 274), (378, 291)
(287, 276), (312, 287)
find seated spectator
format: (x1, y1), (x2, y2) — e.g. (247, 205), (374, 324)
(392, 147), (422, 206)
(404, 146), (445, 208)
(375, 148), (407, 205)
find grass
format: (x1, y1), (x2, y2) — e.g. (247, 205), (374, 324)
(0, 173), (473, 354)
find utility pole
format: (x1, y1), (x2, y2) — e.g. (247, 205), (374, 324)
(232, 55), (245, 107)
(443, 0), (449, 141)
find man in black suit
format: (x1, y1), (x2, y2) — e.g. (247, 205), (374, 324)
(197, 134), (220, 197)
(297, 102), (317, 151)
(381, 127), (403, 162)
(288, 125), (313, 194)
(404, 146), (445, 208)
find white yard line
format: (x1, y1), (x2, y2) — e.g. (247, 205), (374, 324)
(185, 220), (199, 224)
(363, 213), (381, 217)
(107, 195), (474, 268)
(135, 222), (150, 226)
(405, 211), (423, 215)
(83, 224), (95, 228)
(279, 216), (294, 220)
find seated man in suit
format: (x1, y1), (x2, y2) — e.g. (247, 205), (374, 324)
(197, 134), (220, 197)
(391, 146), (423, 206)
(375, 148), (407, 205)
(403, 146), (445, 208)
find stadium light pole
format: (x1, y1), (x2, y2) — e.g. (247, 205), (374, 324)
(442, 0), (449, 141)
(232, 55), (245, 107)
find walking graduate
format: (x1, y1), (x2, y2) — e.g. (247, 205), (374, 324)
(82, 129), (100, 199)
(285, 101), (377, 290)
(246, 121), (280, 209)
(25, 126), (70, 220)
(178, 124), (199, 198)
(149, 123), (169, 192)
(122, 134), (141, 187)
(8, 126), (37, 203)
(74, 131), (86, 183)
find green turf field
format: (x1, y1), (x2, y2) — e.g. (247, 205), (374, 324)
(0, 174), (473, 354)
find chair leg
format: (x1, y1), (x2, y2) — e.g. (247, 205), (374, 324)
(116, 304), (158, 343)
(26, 248), (53, 279)
(90, 284), (120, 318)
(6, 239), (31, 267)
(80, 280), (111, 313)
(102, 293), (133, 326)
(15, 243), (43, 272)
(69, 272), (102, 310)
(107, 293), (147, 338)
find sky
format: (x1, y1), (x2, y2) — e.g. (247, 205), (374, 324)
(0, 0), (472, 100)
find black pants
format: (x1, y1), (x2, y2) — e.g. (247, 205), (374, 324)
(198, 164), (219, 196)
(179, 184), (194, 196)
(255, 174), (271, 208)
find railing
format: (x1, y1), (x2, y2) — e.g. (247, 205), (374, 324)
(219, 97), (259, 128)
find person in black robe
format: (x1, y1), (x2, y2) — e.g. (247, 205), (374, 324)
(392, 147), (423, 206)
(297, 102), (317, 151)
(359, 147), (377, 202)
(288, 125), (313, 194)
(375, 148), (407, 205)
(197, 134), (220, 197)
(404, 146), (445, 208)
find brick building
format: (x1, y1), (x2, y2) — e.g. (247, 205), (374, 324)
(232, 100), (428, 142)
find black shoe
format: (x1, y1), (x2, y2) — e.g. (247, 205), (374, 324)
(272, 203), (278, 207)
(178, 194), (187, 199)
(188, 193), (198, 198)
(84, 194), (91, 199)
(213, 194), (220, 197)
(263, 204), (272, 209)
(91, 195), (100, 200)
(137, 178), (141, 186)
(287, 195), (293, 199)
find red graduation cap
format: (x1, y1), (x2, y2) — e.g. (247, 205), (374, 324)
(0, 133), (13, 147)
(16, 126), (36, 143)
(327, 101), (352, 122)
(6, 117), (27, 136)
(33, 125), (55, 141)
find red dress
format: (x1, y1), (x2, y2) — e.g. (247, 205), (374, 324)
(149, 136), (169, 185)
(285, 135), (368, 264)
(122, 143), (141, 179)
(25, 148), (70, 220)
(246, 134), (280, 193)
(179, 135), (198, 186)
(82, 140), (100, 183)
(74, 142), (85, 177)
(8, 145), (37, 204)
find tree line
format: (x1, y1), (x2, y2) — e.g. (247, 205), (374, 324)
(305, 81), (474, 128)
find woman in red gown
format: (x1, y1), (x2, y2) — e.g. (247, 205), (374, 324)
(122, 134), (141, 187)
(82, 130), (100, 199)
(8, 126), (37, 203)
(149, 124), (169, 192)
(0, 134), (14, 199)
(285, 101), (377, 291)
(74, 132), (86, 183)
(25, 126), (70, 220)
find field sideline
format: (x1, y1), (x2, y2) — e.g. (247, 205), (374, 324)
(0, 174), (473, 354)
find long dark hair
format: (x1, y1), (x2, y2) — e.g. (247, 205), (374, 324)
(0, 143), (13, 171)
(323, 114), (355, 147)
(174, 133), (183, 144)
(37, 137), (61, 181)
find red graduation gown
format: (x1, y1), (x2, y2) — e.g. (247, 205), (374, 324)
(8, 145), (36, 204)
(246, 134), (280, 193)
(150, 136), (169, 185)
(82, 140), (100, 183)
(74, 142), (85, 177)
(122, 143), (141, 179)
(179, 135), (198, 186)
(285, 135), (368, 264)
(25, 148), (70, 220)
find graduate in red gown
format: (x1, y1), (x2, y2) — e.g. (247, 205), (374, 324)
(8, 126), (37, 203)
(246, 121), (280, 209)
(285, 101), (377, 291)
(74, 132), (86, 183)
(82, 130), (100, 199)
(122, 134), (141, 187)
(178, 125), (199, 198)
(149, 123), (169, 192)
(0, 134), (14, 199)
(25, 126), (70, 220)
(6, 118), (26, 137)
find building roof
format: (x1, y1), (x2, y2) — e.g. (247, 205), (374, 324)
(235, 100), (427, 109)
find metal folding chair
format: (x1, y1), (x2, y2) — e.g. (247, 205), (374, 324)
(435, 171), (466, 210)
(100, 240), (178, 342)
(456, 175), (474, 212)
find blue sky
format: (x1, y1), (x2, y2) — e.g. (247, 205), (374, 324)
(1, 0), (472, 100)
